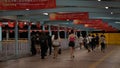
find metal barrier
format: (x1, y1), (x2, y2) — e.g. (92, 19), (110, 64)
(0, 40), (30, 61)
(0, 39), (80, 61)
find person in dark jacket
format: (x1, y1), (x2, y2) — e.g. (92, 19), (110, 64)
(39, 32), (48, 59)
(95, 33), (100, 48)
(91, 35), (96, 51)
(35, 33), (40, 54)
(31, 34), (36, 56)
(100, 34), (106, 53)
(47, 33), (52, 55)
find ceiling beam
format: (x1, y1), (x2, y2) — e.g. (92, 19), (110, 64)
(0, 7), (120, 16)
(56, 0), (120, 8)
(16, 13), (120, 21)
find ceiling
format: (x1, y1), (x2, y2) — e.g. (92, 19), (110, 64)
(0, 0), (120, 31)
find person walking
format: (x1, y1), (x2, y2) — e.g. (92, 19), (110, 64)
(39, 32), (48, 59)
(35, 33), (40, 55)
(91, 35), (96, 51)
(52, 34), (61, 59)
(68, 30), (77, 59)
(30, 34), (36, 56)
(100, 34), (106, 53)
(95, 33), (100, 48)
(79, 34), (84, 49)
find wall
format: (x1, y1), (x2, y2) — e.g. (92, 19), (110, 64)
(105, 33), (120, 45)
(95, 33), (120, 45)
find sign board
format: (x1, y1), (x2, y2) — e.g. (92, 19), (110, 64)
(0, 0), (56, 10)
(49, 12), (89, 20)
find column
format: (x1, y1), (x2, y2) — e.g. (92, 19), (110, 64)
(48, 24), (52, 36)
(86, 30), (89, 36)
(6, 30), (9, 40)
(42, 25), (45, 31)
(0, 27), (2, 41)
(41, 21), (45, 31)
(28, 22), (31, 53)
(80, 31), (81, 35)
(65, 27), (67, 39)
(0, 26), (2, 53)
(28, 22), (31, 42)
(15, 21), (19, 57)
(58, 25), (60, 38)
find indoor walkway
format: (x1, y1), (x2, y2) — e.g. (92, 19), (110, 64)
(0, 45), (120, 68)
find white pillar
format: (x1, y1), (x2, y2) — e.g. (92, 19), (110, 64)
(48, 24), (52, 36)
(41, 21), (45, 31)
(42, 25), (45, 31)
(6, 30), (9, 40)
(65, 27), (67, 39)
(28, 22), (31, 53)
(0, 27), (2, 41)
(58, 25), (60, 37)
(28, 22), (31, 41)
(15, 21), (18, 57)
(0, 26), (2, 53)
(86, 30), (89, 36)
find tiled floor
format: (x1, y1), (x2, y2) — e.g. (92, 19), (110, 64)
(0, 45), (120, 68)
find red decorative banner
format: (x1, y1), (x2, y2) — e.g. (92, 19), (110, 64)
(36, 23), (41, 28)
(0, 22), (2, 27)
(18, 22), (24, 28)
(49, 12), (89, 20)
(73, 19), (118, 31)
(0, 0), (56, 10)
(73, 19), (103, 25)
(8, 21), (15, 28)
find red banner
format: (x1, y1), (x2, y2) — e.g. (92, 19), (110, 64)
(8, 21), (15, 28)
(49, 12), (89, 20)
(18, 22), (24, 28)
(73, 19), (103, 25)
(36, 23), (41, 28)
(0, 0), (56, 10)
(0, 22), (2, 27)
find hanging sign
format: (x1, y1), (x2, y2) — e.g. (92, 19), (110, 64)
(18, 22), (24, 28)
(0, 0), (56, 10)
(36, 23), (41, 28)
(49, 12), (89, 20)
(8, 21), (15, 28)
(73, 19), (103, 25)
(0, 22), (2, 27)
(84, 23), (104, 28)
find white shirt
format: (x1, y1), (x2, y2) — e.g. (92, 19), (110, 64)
(79, 36), (84, 43)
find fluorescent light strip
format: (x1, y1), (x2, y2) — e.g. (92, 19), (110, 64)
(105, 7), (109, 9)
(98, 0), (101, 1)
(115, 22), (120, 23)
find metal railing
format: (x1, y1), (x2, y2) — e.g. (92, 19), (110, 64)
(0, 40), (30, 61)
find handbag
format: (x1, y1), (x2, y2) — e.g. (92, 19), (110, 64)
(52, 39), (60, 47)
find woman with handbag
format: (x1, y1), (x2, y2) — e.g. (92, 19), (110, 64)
(52, 34), (61, 59)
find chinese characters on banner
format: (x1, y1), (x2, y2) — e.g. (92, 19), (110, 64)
(73, 19), (103, 25)
(0, 0), (56, 10)
(49, 12), (89, 20)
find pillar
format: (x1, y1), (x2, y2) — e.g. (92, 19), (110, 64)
(48, 24), (52, 36)
(15, 21), (18, 57)
(28, 22), (31, 53)
(0, 26), (2, 53)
